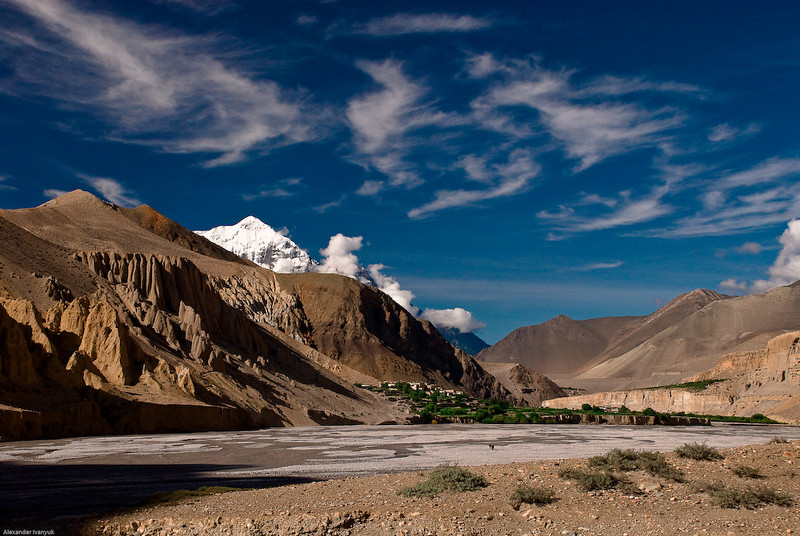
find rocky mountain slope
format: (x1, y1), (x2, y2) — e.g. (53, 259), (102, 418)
(0, 191), (512, 440)
(480, 362), (566, 406)
(573, 283), (800, 390)
(543, 330), (800, 423)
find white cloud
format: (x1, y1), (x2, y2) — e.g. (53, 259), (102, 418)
(2, 0), (315, 166)
(468, 54), (687, 171)
(355, 13), (491, 36)
(0, 175), (16, 191)
(419, 307), (486, 333)
(296, 15), (318, 26)
(539, 185), (673, 237)
(356, 180), (385, 196)
(650, 158), (800, 238)
(43, 188), (69, 198)
(313, 233), (485, 331)
(708, 122), (760, 143)
(656, 186), (800, 238)
(316, 234), (367, 282)
(78, 173), (140, 207)
(313, 196), (347, 214)
(570, 261), (624, 271)
(408, 149), (540, 218)
(368, 264), (419, 315)
(750, 219), (800, 292)
(719, 278), (747, 291)
(346, 59), (462, 188)
(243, 178), (303, 200)
(718, 157), (800, 189)
(153, 0), (233, 15)
(737, 242), (763, 255)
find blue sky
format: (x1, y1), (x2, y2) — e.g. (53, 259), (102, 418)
(2, 0), (800, 343)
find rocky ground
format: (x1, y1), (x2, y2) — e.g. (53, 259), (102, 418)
(79, 439), (800, 536)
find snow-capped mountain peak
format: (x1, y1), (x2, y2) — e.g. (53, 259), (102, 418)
(195, 216), (317, 273)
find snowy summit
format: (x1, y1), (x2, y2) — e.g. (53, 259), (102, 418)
(196, 216), (317, 273)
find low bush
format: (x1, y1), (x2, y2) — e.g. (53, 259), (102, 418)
(674, 442), (724, 461)
(588, 448), (640, 471)
(731, 465), (762, 479)
(769, 437), (790, 444)
(636, 451), (685, 482)
(558, 467), (637, 493)
(694, 482), (792, 509)
(399, 466), (488, 498)
(509, 485), (557, 509)
(588, 449), (684, 482)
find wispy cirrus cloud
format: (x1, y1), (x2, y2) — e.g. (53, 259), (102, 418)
(151, 0), (234, 15)
(653, 158), (800, 238)
(708, 122), (760, 143)
(2, 0), (317, 167)
(77, 173), (141, 207)
(569, 261), (624, 271)
(243, 178), (304, 201)
(539, 185), (674, 239)
(354, 13), (492, 36)
(346, 59), (464, 190)
(408, 149), (540, 218)
(467, 54), (690, 171)
(0, 175), (16, 191)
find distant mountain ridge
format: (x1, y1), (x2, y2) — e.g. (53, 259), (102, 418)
(479, 283), (800, 392)
(438, 327), (490, 356)
(478, 288), (734, 386)
(196, 216), (317, 273)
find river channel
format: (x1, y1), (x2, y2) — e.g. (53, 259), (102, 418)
(2, 423), (799, 524)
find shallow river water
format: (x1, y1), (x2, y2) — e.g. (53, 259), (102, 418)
(2, 423), (799, 524)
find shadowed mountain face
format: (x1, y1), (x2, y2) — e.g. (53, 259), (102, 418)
(437, 327), (490, 357)
(0, 191), (511, 440)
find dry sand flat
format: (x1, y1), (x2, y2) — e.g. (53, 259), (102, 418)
(79, 439), (800, 536)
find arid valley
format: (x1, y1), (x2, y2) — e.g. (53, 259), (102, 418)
(3, 2), (800, 534)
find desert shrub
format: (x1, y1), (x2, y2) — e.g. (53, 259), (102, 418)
(558, 467), (636, 493)
(587, 449), (684, 482)
(618, 405), (631, 414)
(769, 437), (789, 444)
(581, 403), (593, 411)
(509, 485), (557, 509)
(731, 465), (762, 479)
(749, 485), (793, 507)
(588, 448), (640, 471)
(750, 413), (766, 420)
(674, 442), (724, 461)
(642, 407), (657, 416)
(399, 466), (488, 498)
(695, 482), (793, 509)
(636, 451), (685, 482)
